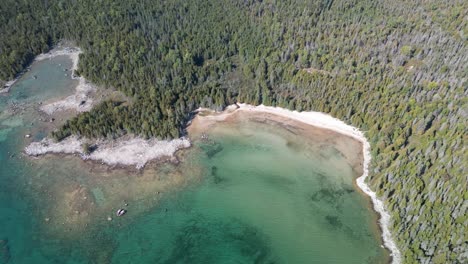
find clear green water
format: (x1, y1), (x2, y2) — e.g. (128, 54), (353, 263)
(0, 56), (388, 263)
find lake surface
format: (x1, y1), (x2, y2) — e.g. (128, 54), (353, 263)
(0, 56), (388, 263)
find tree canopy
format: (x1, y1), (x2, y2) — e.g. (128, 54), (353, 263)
(1, 0), (467, 263)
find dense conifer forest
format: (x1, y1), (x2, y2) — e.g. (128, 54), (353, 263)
(1, 0), (466, 263)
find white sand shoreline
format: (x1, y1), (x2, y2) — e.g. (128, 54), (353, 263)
(197, 103), (402, 264)
(17, 52), (401, 261)
(25, 136), (191, 169)
(23, 45), (191, 169)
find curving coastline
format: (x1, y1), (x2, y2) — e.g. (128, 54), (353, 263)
(197, 103), (402, 264)
(16, 46), (401, 261)
(23, 46), (191, 169)
(36, 47), (96, 114)
(1, 46), (95, 112)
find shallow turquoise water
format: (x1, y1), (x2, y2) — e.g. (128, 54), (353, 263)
(0, 56), (78, 263)
(106, 122), (387, 264)
(0, 56), (387, 263)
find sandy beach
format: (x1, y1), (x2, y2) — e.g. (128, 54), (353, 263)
(190, 103), (402, 264)
(24, 102), (401, 263)
(17, 51), (401, 263)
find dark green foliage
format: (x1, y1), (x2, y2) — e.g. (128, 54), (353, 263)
(1, 0), (467, 263)
(81, 142), (92, 155)
(0, 1), (55, 81)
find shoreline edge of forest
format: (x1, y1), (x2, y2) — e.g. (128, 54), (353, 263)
(18, 46), (401, 263)
(197, 103), (403, 264)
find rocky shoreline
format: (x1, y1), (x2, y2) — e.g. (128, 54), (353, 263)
(25, 136), (191, 169)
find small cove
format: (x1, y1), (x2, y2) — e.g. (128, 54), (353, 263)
(0, 55), (389, 263)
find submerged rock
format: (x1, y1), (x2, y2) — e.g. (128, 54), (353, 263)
(0, 238), (10, 264)
(201, 142), (223, 158)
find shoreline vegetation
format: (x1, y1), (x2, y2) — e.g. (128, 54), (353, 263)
(36, 47), (96, 114)
(35, 47), (96, 115)
(1, 0), (465, 261)
(20, 47), (191, 169)
(25, 101), (402, 263)
(1, 45), (96, 114)
(15, 44), (399, 263)
(195, 103), (402, 264)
